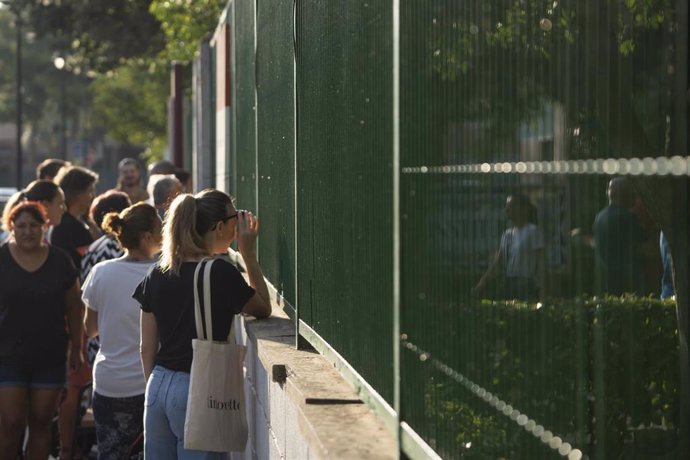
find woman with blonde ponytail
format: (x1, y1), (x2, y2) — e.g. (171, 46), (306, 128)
(134, 189), (271, 459)
(81, 202), (162, 459)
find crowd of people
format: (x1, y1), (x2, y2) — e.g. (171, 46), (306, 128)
(0, 158), (271, 459)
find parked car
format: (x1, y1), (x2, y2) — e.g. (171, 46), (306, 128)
(0, 187), (17, 213)
(0, 187), (17, 241)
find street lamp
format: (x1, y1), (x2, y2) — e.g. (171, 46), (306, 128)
(0, 0), (23, 188)
(53, 56), (67, 160)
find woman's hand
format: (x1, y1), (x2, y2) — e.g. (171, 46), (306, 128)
(236, 211), (259, 257)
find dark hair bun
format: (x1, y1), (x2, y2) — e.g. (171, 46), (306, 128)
(101, 212), (124, 236)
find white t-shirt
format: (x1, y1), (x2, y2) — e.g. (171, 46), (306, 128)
(499, 223), (544, 278)
(82, 258), (155, 398)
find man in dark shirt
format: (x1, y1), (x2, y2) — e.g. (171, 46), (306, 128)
(51, 165), (99, 459)
(52, 166), (99, 266)
(593, 177), (645, 295)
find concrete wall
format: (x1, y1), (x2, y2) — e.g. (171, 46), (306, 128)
(229, 308), (396, 460)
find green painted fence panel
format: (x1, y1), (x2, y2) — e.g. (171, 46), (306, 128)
(256, 0), (296, 305)
(295, 0), (394, 403)
(233, 0), (257, 210)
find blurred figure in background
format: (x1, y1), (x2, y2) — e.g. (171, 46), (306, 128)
(147, 160), (176, 177)
(174, 168), (193, 194)
(593, 177), (645, 296)
(145, 161), (177, 207)
(659, 231), (674, 299)
(474, 193), (545, 301)
(115, 158), (149, 204)
(36, 158), (70, 182)
(151, 175), (182, 221)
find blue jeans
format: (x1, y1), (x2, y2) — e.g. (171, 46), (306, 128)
(144, 365), (228, 460)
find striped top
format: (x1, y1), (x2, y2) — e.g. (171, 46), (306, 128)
(80, 234), (124, 283)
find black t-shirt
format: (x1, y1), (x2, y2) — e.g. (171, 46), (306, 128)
(51, 212), (94, 268)
(0, 245), (78, 365)
(133, 258), (255, 373)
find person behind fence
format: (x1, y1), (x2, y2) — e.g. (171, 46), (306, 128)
(593, 177), (645, 296)
(0, 202), (83, 459)
(473, 193), (545, 301)
(82, 202), (162, 460)
(134, 189), (271, 459)
(659, 231), (674, 299)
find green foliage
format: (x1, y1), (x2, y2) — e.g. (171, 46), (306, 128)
(18, 0), (226, 157)
(149, 0), (227, 63)
(0, 9), (90, 128)
(27, 0), (165, 73)
(415, 295), (680, 458)
(90, 59), (168, 158)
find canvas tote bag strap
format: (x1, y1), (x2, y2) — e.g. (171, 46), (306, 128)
(193, 257), (216, 340)
(202, 258), (215, 341)
(193, 260), (206, 340)
(194, 257), (238, 344)
(203, 257), (238, 344)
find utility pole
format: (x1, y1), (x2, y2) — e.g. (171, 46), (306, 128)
(1, 0), (24, 188)
(12, 2), (23, 188)
(54, 56), (67, 160)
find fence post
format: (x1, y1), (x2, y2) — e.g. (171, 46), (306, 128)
(392, 0), (401, 456)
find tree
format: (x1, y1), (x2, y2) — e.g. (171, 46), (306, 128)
(26, 0), (165, 73)
(89, 58), (168, 160)
(149, 0), (227, 63)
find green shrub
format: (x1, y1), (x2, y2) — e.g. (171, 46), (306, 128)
(408, 295), (679, 458)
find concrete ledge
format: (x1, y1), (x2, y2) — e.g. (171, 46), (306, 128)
(240, 306), (396, 459)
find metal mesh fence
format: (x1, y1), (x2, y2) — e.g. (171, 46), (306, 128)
(234, 0), (257, 210)
(256, 0), (297, 304)
(219, 0), (689, 457)
(398, 1), (687, 458)
(295, 0), (395, 402)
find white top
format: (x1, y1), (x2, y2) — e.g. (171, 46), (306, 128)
(82, 258), (155, 397)
(499, 223), (544, 278)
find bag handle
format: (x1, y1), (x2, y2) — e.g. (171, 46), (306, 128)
(193, 257), (236, 343)
(193, 259), (208, 340)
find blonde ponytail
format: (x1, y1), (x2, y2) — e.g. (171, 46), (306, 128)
(159, 194), (208, 275)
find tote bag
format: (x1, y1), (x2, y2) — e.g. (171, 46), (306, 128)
(184, 258), (249, 452)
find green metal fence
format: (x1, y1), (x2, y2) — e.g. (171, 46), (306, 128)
(210, 0), (690, 457)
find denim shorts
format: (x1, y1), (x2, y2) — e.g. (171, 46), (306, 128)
(0, 359), (66, 389)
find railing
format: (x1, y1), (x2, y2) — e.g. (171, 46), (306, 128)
(192, 0), (690, 458)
